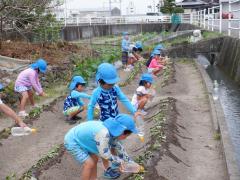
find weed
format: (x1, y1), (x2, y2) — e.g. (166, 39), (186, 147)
(214, 132), (221, 140)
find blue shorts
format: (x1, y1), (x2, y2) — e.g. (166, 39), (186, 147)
(64, 141), (89, 164)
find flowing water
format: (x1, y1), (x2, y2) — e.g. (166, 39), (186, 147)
(197, 55), (240, 169)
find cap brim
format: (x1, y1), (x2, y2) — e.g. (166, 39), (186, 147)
(39, 68), (46, 73)
(104, 77), (120, 84)
(103, 118), (126, 137)
(69, 82), (76, 90)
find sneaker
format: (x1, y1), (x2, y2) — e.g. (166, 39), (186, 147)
(111, 161), (121, 170)
(32, 104), (40, 109)
(141, 110), (148, 116)
(18, 111), (29, 117)
(103, 167), (121, 179)
(65, 116), (77, 125)
(72, 116), (82, 120)
(123, 68), (131, 72)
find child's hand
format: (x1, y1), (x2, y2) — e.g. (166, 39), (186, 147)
(134, 111), (143, 118)
(18, 121), (27, 128)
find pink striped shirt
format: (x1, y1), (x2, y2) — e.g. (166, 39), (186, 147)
(15, 68), (43, 94)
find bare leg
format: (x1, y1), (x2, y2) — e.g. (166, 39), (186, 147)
(27, 90), (35, 106)
(81, 155), (98, 180)
(69, 109), (82, 118)
(138, 97), (148, 110)
(101, 158), (109, 170)
(153, 69), (161, 76)
(20, 91), (29, 111)
(90, 155), (99, 180)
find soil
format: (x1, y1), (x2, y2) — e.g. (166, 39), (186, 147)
(36, 61), (227, 180)
(0, 41), (93, 65)
(0, 40), (227, 179)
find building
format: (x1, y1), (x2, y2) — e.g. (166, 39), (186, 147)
(220, 0), (240, 18)
(111, 7), (121, 16)
(175, 0), (215, 13)
(126, 1), (136, 15)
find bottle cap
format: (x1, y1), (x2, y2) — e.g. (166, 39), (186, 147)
(139, 165), (145, 172)
(31, 128), (37, 133)
(138, 134), (144, 142)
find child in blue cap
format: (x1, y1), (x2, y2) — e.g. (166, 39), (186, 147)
(87, 63), (140, 121)
(146, 44), (165, 67)
(131, 73), (154, 115)
(64, 114), (140, 179)
(63, 76), (91, 124)
(0, 83), (26, 127)
(121, 32), (131, 71)
(14, 59), (47, 117)
(148, 50), (166, 77)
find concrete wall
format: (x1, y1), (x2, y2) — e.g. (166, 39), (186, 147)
(61, 23), (197, 41)
(218, 36), (240, 83)
(167, 36), (240, 84)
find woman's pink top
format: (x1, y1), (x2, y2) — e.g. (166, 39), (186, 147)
(15, 68), (43, 94)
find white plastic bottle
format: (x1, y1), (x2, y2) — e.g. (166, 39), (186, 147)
(136, 116), (145, 142)
(11, 127), (37, 136)
(213, 80), (219, 100)
(122, 161), (144, 173)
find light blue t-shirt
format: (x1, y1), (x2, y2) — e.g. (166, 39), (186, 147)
(122, 38), (130, 52)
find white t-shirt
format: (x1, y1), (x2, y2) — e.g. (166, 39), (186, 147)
(0, 98), (3, 105)
(131, 86), (150, 106)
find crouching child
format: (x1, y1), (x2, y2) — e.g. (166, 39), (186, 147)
(63, 76), (91, 124)
(64, 114), (139, 180)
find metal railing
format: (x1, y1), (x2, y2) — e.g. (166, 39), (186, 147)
(58, 15), (171, 26)
(228, 0), (240, 37)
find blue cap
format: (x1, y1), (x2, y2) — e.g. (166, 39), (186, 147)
(96, 63), (120, 84)
(103, 114), (139, 137)
(0, 83), (4, 90)
(122, 32), (129, 36)
(140, 73), (153, 83)
(153, 49), (161, 55)
(154, 44), (164, 50)
(30, 59), (47, 73)
(69, 76), (86, 90)
(135, 41), (143, 49)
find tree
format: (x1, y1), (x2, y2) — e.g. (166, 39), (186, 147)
(160, 0), (184, 14)
(0, 0), (62, 48)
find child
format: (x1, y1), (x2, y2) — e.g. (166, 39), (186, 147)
(0, 83), (26, 127)
(64, 113), (140, 180)
(146, 44), (165, 67)
(14, 59), (47, 117)
(148, 50), (166, 77)
(131, 73), (153, 115)
(121, 32), (131, 71)
(87, 63), (140, 121)
(63, 76), (91, 124)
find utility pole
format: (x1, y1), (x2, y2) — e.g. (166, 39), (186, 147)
(109, 0), (112, 16)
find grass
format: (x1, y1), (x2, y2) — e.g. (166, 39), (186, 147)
(202, 31), (224, 39)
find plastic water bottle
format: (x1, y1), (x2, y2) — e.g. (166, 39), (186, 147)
(11, 127), (37, 136)
(122, 161), (144, 173)
(213, 80), (219, 100)
(136, 116), (145, 142)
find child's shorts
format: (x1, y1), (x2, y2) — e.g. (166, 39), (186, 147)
(14, 85), (32, 93)
(147, 68), (155, 73)
(122, 51), (128, 65)
(63, 106), (83, 116)
(64, 141), (89, 164)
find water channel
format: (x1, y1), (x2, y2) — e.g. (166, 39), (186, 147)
(197, 54), (240, 170)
